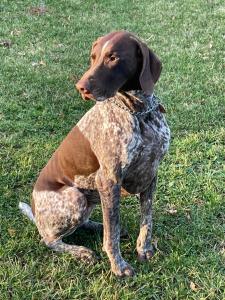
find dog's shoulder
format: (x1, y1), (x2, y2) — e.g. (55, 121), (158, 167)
(76, 101), (139, 170)
(77, 101), (135, 142)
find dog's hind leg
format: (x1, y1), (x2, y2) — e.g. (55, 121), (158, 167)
(80, 219), (129, 238)
(32, 186), (98, 263)
(80, 219), (104, 232)
(44, 239), (97, 263)
(79, 202), (129, 238)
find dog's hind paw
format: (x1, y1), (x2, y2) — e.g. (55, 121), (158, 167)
(76, 247), (99, 264)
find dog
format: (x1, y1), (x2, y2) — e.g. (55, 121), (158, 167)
(19, 31), (170, 277)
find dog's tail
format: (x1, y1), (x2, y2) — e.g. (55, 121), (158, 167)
(19, 202), (35, 223)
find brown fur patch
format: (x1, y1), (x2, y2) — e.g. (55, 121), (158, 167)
(34, 126), (99, 192)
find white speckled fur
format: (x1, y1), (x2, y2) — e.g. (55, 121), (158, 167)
(76, 91), (170, 193)
(20, 90), (170, 276)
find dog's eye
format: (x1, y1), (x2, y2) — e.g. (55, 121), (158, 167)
(109, 55), (118, 62)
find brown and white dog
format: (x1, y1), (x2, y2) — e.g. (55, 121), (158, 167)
(19, 31), (170, 277)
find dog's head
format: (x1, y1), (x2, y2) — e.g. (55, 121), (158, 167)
(76, 31), (162, 101)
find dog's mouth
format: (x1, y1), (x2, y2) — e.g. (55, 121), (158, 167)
(76, 78), (121, 102)
(80, 92), (94, 101)
(94, 95), (109, 102)
(92, 88), (119, 102)
(80, 91), (114, 102)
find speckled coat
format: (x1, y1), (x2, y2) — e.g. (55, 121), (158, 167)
(20, 90), (170, 277)
(74, 91), (170, 193)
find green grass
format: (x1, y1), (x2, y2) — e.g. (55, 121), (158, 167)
(0, 0), (225, 299)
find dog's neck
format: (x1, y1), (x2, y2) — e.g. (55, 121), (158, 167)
(115, 90), (156, 114)
(101, 90), (165, 116)
(120, 90), (154, 111)
(116, 91), (147, 112)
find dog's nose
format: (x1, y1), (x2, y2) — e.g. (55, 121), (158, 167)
(76, 80), (91, 95)
(76, 79), (94, 100)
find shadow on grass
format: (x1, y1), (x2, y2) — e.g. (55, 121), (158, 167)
(63, 226), (102, 249)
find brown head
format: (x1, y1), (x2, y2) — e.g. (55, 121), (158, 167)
(76, 31), (162, 101)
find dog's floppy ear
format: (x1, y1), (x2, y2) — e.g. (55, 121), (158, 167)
(134, 37), (162, 95)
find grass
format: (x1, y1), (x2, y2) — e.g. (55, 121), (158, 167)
(0, 0), (224, 299)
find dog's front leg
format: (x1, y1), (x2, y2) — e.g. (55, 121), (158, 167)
(136, 175), (157, 261)
(96, 171), (134, 277)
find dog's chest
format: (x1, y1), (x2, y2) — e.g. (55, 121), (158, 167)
(77, 95), (170, 193)
(136, 113), (170, 161)
(122, 112), (170, 193)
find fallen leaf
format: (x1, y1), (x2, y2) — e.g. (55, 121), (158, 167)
(185, 212), (191, 220)
(32, 62), (39, 67)
(29, 5), (48, 15)
(220, 248), (225, 255)
(0, 40), (12, 48)
(32, 60), (46, 67)
(39, 60), (46, 66)
(164, 233), (173, 240)
(56, 43), (64, 48)
(10, 29), (21, 36)
(184, 208), (191, 212)
(219, 242), (225, 255)
(193, 198), (204, 206)
(208, 42), (213, 49)
(166, 208), (177, 215)
(8, 228), (16, 237)
(190, 281), (198, 292)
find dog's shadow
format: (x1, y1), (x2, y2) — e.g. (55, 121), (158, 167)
(63, 224), (130, 252)
(63, 227), (103, 251)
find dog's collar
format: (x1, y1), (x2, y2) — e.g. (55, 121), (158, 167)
(109, 91), (165, 117)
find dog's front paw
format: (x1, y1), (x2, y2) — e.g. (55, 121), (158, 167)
(137, 246), (154, 262)
(111, 259), (135, 277)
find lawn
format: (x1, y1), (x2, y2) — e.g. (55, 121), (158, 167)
(0, 0), (224, 299)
